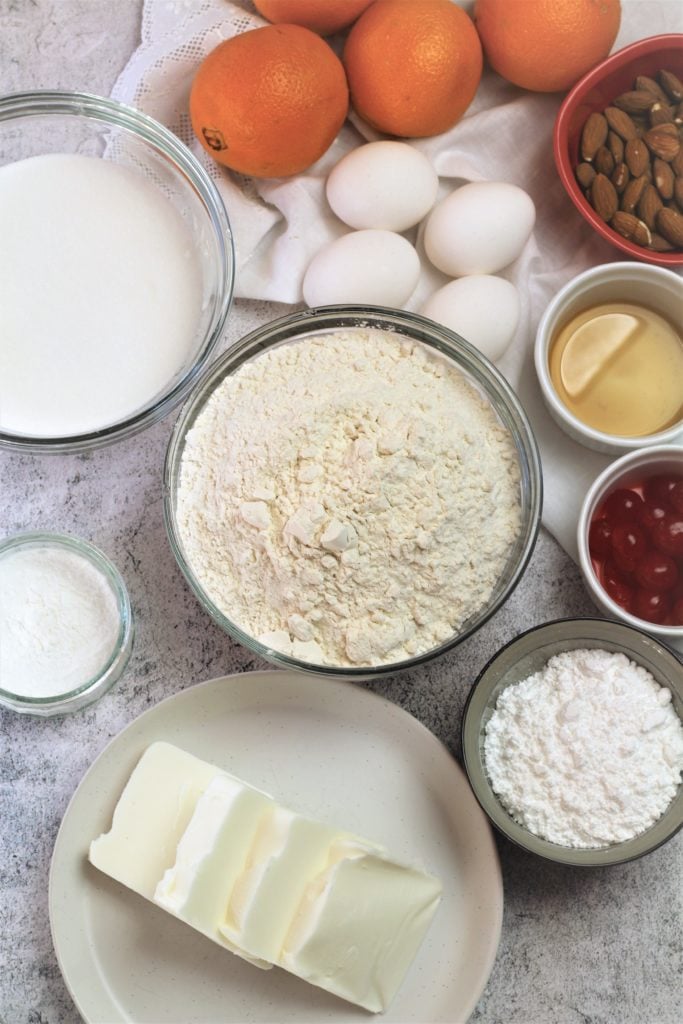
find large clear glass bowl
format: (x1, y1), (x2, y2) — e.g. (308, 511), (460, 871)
(164, 306), (543, 678)
(0, 91), (234, 453)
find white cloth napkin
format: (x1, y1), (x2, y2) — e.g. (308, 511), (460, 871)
(112, 0), (683, 561)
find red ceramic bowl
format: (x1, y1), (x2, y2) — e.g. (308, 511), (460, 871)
(554, 34), (683, 268)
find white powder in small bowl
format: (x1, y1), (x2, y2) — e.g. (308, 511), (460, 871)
(0, 542), (121, 699)
(484, 648), (683, 848)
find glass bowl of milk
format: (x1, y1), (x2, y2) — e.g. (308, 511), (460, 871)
(0, 91), (234, 453)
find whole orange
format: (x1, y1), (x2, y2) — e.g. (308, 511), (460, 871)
(343, 0), (483, 138)
(474, 0), (621, 93)
(189, 25), (349, 178)
(253, 0), (375, 35)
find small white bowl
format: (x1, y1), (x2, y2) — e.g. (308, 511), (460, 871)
(535, 263), (683, 455)
(577, 446), (683, 652)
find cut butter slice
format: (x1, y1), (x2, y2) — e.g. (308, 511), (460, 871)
(88, 741), (442, 1014)
(282, 842), (443, 1013)
(88, 741), (223, 900)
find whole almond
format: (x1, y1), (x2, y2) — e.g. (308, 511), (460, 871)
(611, 162), (630, 193)
(656, 206), (683, 246)
(605, 106), (639, 140)
(576, 162), (596, 189)
(653, 157), (675, 200)
(581, 112), (608, 161)
(620, 173), (649, 213)
(594, 145), (615, 176)
(591, 173), (619, 221)
(649, 101), (675, 127)
(607, 130), (624, 163)
(625, 137), (649, 177)
(659, 69), (683, 103)
(614, 89), (658, 113)
(638, 184), (663, 229)
(610, 211), (652, 246)
(635, 75), (669, 103)
(645, 123), (681, 161)
(649, 232), (675, 252)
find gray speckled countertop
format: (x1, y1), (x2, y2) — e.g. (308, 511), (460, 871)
(0, 3), (681, 1023)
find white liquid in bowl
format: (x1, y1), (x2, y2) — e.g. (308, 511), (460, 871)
(0, 153), (203, 437)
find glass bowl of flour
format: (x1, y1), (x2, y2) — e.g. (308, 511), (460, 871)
(164, 306), (542, 678)
(0, 92), (234, 453)
(462, 617), (683, 866)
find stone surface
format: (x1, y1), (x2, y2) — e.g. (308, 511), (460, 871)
(0, 2), (681, 1023)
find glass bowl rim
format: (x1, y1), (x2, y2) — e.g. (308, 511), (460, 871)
(461, 615), (683, 867)
(0, 90), (235, 454)
(163, 303), (543, 678)
(0, 530), (134, 714)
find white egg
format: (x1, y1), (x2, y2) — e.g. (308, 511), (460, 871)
(420, 276), (520, 362)
(423, 181), (536, 277)
(302, 230), (420, 308)
(326, 141), (438, 232)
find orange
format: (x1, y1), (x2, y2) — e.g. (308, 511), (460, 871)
(189, 25), (349, 178)
(474, 0), (621, 93)
(343, 0), (483, 139)
(253, 0), (375, 35)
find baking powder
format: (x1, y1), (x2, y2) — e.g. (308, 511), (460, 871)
(484, 648), (683, 848)
(177, 329), (521, 666)
(0, 544), (120, 697)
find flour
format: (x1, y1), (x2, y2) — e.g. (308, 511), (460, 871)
(176, 329), (521, 666)
(484, 649), (683, 848)
(0, 544), (121, 697)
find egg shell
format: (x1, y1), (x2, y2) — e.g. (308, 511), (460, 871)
(423, 181), (536, 277)
(302, 230), (420, 307)
(420, 276), (520, 362)
(326, 141), (439, 231)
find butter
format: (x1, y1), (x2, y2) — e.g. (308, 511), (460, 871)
(89, 742), (442, 1013)
(88, 742), (223, 899)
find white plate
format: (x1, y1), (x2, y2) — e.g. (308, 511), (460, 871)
(50, 671), (503, 1023)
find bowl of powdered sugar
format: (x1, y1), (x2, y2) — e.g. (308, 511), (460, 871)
(462, 618), (683, 866)
(164, 306), (542, 677)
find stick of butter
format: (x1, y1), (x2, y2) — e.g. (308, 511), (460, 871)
(88, 741), (442, 1013)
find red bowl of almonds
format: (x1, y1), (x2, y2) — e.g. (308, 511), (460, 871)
(554, 34), (683, 267)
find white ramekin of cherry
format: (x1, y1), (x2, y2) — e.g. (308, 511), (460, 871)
(578, 446), (683, 652)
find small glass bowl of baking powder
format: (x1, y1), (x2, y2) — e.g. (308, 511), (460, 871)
(0, 532), (134, 716)
(462, 618), (683, 867)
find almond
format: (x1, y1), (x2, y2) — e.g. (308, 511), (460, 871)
(656, 206), (683, 247)
(604, 106), (639, 140)
(644, 123), (681, 161)
(591, 173), (618, 221)
(594, 145), (615, 176)
(675, 177), (683, 209)
(635, 75), (669, 104)
(672, 149), (683, 176)
(620, 173), (649, 214)
(624, 138), (649, 177)
(649, 101), (675, 127)
(610, 211), (652, 247)
(659, 69), (683, 103)
(607, 130), (624, 163)
(611, 162), (630, 193)
(653, 158), (675, 200)
(580, 112), (608, 162)
(638, 184), (663, 230)
(649, 232), (675, 252)
(575, 162), (596, 189)
(614, 89), (658, 113)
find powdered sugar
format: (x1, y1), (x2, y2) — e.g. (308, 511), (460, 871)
(484, 648), (683, 848)
(176, 329), (521, 666)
